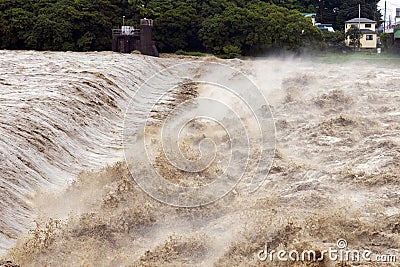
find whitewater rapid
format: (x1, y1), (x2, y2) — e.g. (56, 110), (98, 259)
(1, 51), (399, 267)
(0, 50), (179, 254)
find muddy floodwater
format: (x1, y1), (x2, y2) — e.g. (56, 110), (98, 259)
(0, 50), (399, 266)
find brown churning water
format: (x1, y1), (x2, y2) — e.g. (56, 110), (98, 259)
(0, 51), (399, 266)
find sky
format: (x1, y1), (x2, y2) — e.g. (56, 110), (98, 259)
(379, 0), (400, 23)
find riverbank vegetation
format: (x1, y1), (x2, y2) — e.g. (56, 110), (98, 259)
(0, 0), (382, 56)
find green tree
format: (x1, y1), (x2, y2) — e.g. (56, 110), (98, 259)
(0, 0), (360, 55)
(200, 2), (323, 55)
(0, 0), (126, 51)
(345, 25), (361, 51)
(199, 3), (271, 55)
(266, 0), (318, 12)
(323, 30), (345, 49)
(151, 1), (201, 52)
(378, 32), (390, 50)
(0, 5), (33, 49)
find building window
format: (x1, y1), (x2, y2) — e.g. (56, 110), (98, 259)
(365, 24), (372, 28)
(366, 35), (373, 40)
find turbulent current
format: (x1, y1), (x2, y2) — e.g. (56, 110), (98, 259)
(0, 51), (399, 266)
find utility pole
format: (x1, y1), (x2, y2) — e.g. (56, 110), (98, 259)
(359, 4), (361, 52)
(320, 0), (324, 23)
(374, 0), (376, 22)
(384, 1), (387, 32)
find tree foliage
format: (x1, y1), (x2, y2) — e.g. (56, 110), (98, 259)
(0, 0), (381, 55)
(266, 0), (318, 13)
(323, 30), (345, 49)
(0, 0), (129, 51)
(379, 32), (390, 49)
(151, 1), (201, 52)
(199, 2), (323, 55)
(345, 25), (362, 51)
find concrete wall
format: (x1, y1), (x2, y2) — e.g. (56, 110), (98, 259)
(360, 33), (377, 48)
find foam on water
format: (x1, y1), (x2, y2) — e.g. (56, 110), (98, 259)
(0, 50), (187, 254)
(1, 52), (400, 266)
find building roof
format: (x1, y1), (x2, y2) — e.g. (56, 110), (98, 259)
(346, 18), (376, 23)
(360, 29), (376, 34)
